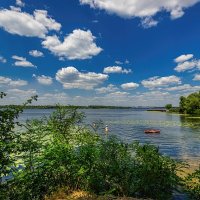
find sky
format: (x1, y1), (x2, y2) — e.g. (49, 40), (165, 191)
(0, 0), (200, 106)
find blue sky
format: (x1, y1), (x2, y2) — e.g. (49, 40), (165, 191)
(0, 0), (200, 106)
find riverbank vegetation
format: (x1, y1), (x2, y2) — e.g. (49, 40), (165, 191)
(1, 92), (200, 200)
(166, 91), (200, 116)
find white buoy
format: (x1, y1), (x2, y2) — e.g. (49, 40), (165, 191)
(105, 125), (109, 134)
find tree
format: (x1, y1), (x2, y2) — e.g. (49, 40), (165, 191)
(165, 104), (172, 110)
(179, 91), (200, 115)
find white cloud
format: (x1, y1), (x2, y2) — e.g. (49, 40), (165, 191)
(92, 20), (99, 23)
(141, 17), (158, 29)
(7, 89), (37, 98)
(193, 74), (200, 81)
(121, 82), (139, 90)
(0, 55), (6, 63)
(170, 7), (185, 19)
(33, 74), (53, 85)
(166, 84), (192, 91)
(106, 91), (130, 98)
(10, 6), (22, 12)
(56, 66), (108, 90)
(115, 60), (123, 65)
(95, 84), (118, 94)
(9, 80), (28, 87)
(174, 54), (200, 72)
(34, 10), (61, 32)
(165, 84), (200, 92)
(115, 60), (130, 65)
(80, 0), (200, 24)
(103, 66), (132, 74)
(174, 60), (200, 72)
(37, 92), (69, 105)
(0, 76), (27, 87)
(174, 54), (194, 63)
(16, 0), (25, 7)
(125, 59), (130, 64)
(0, 76), (11, 85)
(42, 29), (102, 60)
(29, 50), (44, 57)
(12, 55), (36, 68)
(0, 9), (61, 38)
(141, 75), (181, 88)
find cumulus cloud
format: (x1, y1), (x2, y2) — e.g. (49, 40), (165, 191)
(34, 10), (61, 32)
(141, 17), (158, 29)
(106, 91), (130, 98)
(80, 0), (200, 25)
(115, 61), (123, 65)
(95, 84), (118, 94)
(115, 59), (130, 65)
(174, 54), (194, 63)
(16, 0), (25, 7)
(0, 76), (11, 85)
(0, 76), (28, 87)
(12, 55), (36, 68)
(0, 55), (6, 63)
(174, 54), (200, 72)
(7, 89), (37, 98)
(29, 50), (44, 57)
(165, 84), (200, 92)
(174, 60), (198, 72)
(174, 59), (200, 72)
(42, 29), (102, 60)
(193, 74), (200, 81)
(33, 74), (53, 85)
(0, 9), (61, 38)
(121, 82), (139, 90)
(56, 66), (108, 90)
(103, 66), (132, 74)
(141, 75), (181, 89)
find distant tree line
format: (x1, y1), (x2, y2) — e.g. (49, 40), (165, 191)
(0, 105), (132, 109)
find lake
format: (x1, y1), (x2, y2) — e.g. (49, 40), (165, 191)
(20, 108), (200, 168)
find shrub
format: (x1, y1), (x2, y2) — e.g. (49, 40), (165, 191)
(184, 168), (200, 199)
(133, 143), (182, 199)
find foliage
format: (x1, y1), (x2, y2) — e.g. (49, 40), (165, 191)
(133, 143), (182, 199)
(165, 104), (173, 110)
(0, 93), (193, 200)
(0, 93), (38, 199)
(47, 105), (85, 142)
(179, 91), (200, 115)
(184, 167), (200, 199)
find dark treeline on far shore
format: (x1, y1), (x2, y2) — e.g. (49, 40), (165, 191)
(0, 104), (133, 109)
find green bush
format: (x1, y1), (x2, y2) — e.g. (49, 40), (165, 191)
(184, 168), (200, 199)
(133, 143), (182, 199)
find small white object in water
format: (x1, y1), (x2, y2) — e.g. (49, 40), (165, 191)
(105, 125), (109, 133)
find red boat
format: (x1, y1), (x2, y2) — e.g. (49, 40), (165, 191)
(144, 129), (160, 134)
